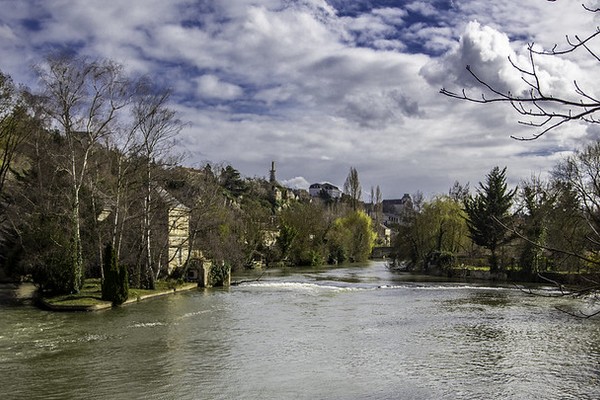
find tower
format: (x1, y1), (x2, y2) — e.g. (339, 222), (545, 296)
(269, 161), (277, 184)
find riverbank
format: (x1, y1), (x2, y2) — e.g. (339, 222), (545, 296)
(39, 280), (199, 311)
(415, 264), (599, 287)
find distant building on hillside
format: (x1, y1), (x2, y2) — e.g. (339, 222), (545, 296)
(382, 194), (412, 214)
(382, 194), (412, 226)
(309, 182), (342, 199)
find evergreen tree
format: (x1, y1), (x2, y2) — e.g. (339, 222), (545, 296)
(464, 166), (516, 273)
(101, 243), (128, 305)
(220, 165), (248, 198)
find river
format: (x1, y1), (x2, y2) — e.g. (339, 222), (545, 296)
(1, 261), (599, 399)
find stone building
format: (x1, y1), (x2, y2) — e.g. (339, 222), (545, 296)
(155, 187), (191, 275)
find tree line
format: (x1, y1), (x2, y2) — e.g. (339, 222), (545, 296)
(393, 146), (600, 278)
(0, 55), (377, 296)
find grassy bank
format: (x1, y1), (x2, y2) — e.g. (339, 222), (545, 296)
(41, 279), (198, 311)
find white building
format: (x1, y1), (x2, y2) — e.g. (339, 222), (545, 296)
(309, 182), (342, 199)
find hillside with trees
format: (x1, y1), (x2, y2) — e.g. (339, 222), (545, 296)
(0, 56), (378, 296)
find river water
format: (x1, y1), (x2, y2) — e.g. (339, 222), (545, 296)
(1, 261), (599, 399)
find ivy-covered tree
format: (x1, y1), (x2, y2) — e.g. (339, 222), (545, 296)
(276, 223), (298, 263)
(464, 166), (516, 272)
(393, 192), (424, 268)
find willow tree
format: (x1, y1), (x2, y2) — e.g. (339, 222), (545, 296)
(36, 55), (129, 293)
(327, 210), (376, 263)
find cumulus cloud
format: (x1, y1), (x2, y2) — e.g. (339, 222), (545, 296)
(0, 0), (599, 197)
(420, 21), (527, 94)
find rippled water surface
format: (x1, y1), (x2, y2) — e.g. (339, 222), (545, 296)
(1, 261), (600, 399)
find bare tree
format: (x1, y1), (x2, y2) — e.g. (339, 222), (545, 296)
(0, 72), (34, 199)
(441, 2), (600, 140)
(130, 82), (183, 289)
(370, 185), (384, 243)
(344, 166), (362, 211)
(36, 54), (129, 293)
(553, 142), (600, 254)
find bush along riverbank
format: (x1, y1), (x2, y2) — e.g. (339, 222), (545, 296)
(416, 263), (600, 288)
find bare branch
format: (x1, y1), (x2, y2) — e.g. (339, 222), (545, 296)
(492, 215), (600, 266)
(555, 306), (600, 319)
(441, 5), (600, 139)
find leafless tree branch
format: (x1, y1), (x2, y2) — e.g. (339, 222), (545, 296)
(441, 3), (600, 140)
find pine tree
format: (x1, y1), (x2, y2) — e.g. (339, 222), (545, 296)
(464, 166), (516, 273)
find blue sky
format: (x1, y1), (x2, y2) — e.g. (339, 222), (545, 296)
(0, 0), (599, 198)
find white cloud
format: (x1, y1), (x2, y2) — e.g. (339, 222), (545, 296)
(0, 23), (16, 41)
(281, 176), (310, 189)
(421, 21), (527, 94)
(406, 2), (438, 17)
(0, 0), (599, 197)
(195, 75), (243, 100)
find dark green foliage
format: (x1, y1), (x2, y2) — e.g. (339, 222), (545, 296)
(278, 202), (330, 266)
(425, 250), (456, 271)
(464, 166), (516, 272)
(220, 165), (248, 198)
(31, 250), (75, 295)
(208, 262), (230, 286)
(14, 211), (78, 295)
(101, 243), (128, 305)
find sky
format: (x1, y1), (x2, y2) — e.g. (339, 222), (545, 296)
(0, 0), (599, 199)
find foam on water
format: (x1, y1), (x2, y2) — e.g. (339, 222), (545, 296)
(240, 281), (371, 293)
(128, 321), (166, 329)
(180, 310), (211, 319)
(244, 281), (521, 294)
